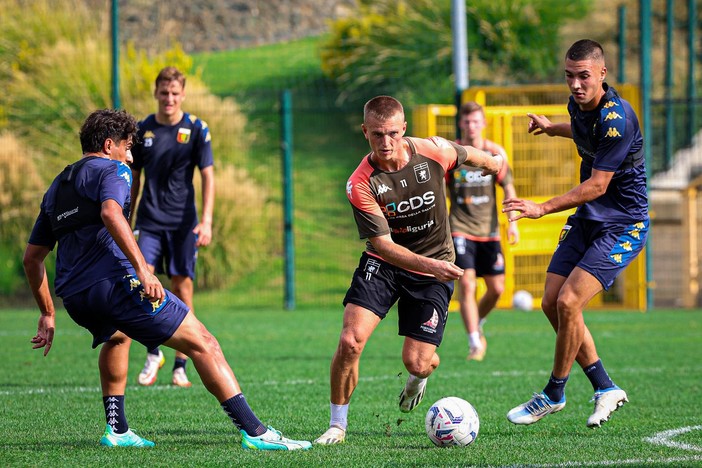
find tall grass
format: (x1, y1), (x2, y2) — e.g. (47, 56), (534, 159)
(0, 0), (275, 294)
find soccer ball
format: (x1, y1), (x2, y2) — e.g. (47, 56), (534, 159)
(512, 289), (534, 311)
(425, 397), (480, 447)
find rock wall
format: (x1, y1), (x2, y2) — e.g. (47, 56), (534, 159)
(115, 0), (355, 53)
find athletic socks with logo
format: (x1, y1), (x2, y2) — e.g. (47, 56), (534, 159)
(543, 373), (569, 402)
(220, 393), (267, 436)
(103, 395), (128, 434)
(583, 359), (615, 391)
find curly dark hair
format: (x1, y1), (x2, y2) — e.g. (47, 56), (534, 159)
(79, 109), (138, 153)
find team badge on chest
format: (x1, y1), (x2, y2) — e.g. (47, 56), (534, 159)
(414, 162), (431, 183)
(177, 128), (191, 144)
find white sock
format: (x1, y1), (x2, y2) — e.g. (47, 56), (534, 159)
(469, 331), (482, 349)
(405, 373), (426, 392)
(330, 403), (348, 430)
(479, 318), (487, 328)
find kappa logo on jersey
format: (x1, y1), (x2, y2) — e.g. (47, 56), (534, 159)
(605, 126), (622, 138)
(122, 274), (169, 316)
(177, 128), (191, 144)
(420, 309), (439, 334)
(376, 183), (392, 195)
(414, 162), (431, 183)
(143, 130), (155, 148)
(603, 100), (616, 109)
(364, 258), (381, 281)
(604, 111), (623, 122)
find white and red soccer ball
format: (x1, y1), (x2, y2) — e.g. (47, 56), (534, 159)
(425, 397), (480, 447)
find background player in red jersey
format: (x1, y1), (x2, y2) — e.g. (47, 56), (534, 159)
(315, 96), (503, 445)
(447, 101), (519, 362)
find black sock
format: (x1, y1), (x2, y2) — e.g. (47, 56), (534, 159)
(147, 347), (160, 356)
(173, 357), (187, 371)
(543, 373), (569, 402)
(583, 359), (615, 391)
(221, 394), (266, 436)
(103, 395), (128, 434)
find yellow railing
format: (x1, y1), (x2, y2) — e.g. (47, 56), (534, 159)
(412, 84), (646, 311)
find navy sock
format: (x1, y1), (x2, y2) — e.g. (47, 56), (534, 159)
(543, 373), (569, 402)
(147, 347), (160, 356)
(583, 359), (615, 391)
(173, 357), (187, 371)
(103, 395), (128, 434)
(221, 394), (266, 436)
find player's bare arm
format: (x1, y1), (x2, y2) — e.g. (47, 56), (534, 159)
(22, 243), (56, 356)
(194, 165), (214, 247)
(456, 144), (503, 176)
(101, 199), (165, 301)
(527, 113), (572, 138)
(503, 182), (520, 244)
(369, 234), (464, 282)
(503, 169), (614, 221)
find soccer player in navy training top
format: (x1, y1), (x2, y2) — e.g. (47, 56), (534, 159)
(502, 39), (648, 428)
(315, 96), (504, 445)
(24, 109), (311, 450)
(130, 66), (215, 388)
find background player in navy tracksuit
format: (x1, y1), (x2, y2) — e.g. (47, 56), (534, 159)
(502, 39), (648, 428)
(130, 66), (215, 388)
(24, 109), (310, 450)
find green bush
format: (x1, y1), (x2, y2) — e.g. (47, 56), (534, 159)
(320, 0), (591, 105)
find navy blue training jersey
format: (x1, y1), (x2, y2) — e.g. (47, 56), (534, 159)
(131, 112), (213, 230)
(28, 157), (135, 298)
(568, 84), (648, 223)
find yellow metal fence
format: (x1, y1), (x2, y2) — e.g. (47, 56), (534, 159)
(413, 84), (646, 311)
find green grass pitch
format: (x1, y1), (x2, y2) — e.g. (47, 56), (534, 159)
(1, 306), (701, 466)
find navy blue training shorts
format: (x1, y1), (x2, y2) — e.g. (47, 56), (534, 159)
(547, 216), (649, 291)
(343, 252), (454, 347)
(452, 236), (505, 277)
(62, 274), (190, 349)
(137, 226), (198, 279)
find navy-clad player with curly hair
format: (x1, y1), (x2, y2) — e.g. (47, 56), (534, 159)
(24, 109), (311, 450)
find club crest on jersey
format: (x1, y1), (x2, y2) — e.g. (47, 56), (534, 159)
(177, 128), (191, 144)
(143, 130), (155, 148)
(414, 162), (431, 183)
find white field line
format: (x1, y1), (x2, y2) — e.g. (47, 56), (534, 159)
(508, 425), (702, 467)
(2, 366), (702, 396)
(1, 380), (701, 467)
(643, 425), (702, 452)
